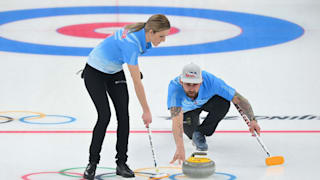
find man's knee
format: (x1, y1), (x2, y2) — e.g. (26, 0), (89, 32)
(183, 112), (200, 139)
(183, 123), (193, 139)
(205, 95), (231, 115)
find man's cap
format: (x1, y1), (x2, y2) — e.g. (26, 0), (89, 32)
(180, 63), (202, 84)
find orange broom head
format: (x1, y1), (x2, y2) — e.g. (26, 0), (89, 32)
(265, 156), (285, 166)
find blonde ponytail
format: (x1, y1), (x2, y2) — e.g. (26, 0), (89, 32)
(124, 22), (146, 32)
(125, 14), (170, 33)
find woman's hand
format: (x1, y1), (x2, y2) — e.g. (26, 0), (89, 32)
(142, 111), (152, 127)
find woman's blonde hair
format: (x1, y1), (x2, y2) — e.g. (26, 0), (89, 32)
(124, 14), (170, 33)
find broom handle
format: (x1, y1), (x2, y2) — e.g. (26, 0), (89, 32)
(234, 104), (271, 157)
(147, 127), (160, 173)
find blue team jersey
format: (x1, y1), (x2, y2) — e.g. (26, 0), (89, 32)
(167, 71), (236, 112)
(87, 28), (152, 74)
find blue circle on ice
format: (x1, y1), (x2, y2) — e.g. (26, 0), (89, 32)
(169, 172), (237, 180)
(0, 6), (304, 56)
(19, 115), (76, 125)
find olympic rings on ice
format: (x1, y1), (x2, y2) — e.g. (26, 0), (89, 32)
(134, 166), (184, 179)
(20, 114), (76, 125)
(59, 167), (116, 178)
(0, 110), (46, 120)
(0, 111), (76, 125)
(0, 115), (14, 123)
(168, 172), (237, 180)
(21, 171), (84, 180)
(22, 166), (237, 179)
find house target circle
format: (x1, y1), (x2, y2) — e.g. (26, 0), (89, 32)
(0, 6), (304, 56)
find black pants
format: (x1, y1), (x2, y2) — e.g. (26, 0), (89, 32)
(82, 64), (129, 164)
(183, 95), (231, 139)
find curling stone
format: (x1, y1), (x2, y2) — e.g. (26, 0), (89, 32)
(182, 152), (215, 178)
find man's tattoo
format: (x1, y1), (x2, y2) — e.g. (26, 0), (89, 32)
(170, 107), (182, 118)
(176, 122), (183, 138)
(234, 92), (256, 121)
(170, 107), (183, 139)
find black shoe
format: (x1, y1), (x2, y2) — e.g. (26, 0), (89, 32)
(116, 163), (135, 178)
(83, 162), (97, 180)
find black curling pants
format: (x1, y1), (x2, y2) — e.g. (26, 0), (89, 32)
(183, 95), (231, 139)
(82, 64), (129, 165)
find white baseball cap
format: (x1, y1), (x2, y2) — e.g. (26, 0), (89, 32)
(180, 63), (202, 84)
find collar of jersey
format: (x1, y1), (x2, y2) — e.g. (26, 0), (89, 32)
(135, 28), (152, 52)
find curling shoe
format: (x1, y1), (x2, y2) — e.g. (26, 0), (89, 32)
(83, 162), (97, 180)
(192, 131), (208, 151)
(116, 163), (135, 178)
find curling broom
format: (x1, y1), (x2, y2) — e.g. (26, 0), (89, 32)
(235, 104), (284, 166)
(146, 127), (169, 179)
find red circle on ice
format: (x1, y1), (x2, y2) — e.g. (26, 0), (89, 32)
(57, 22), (180, 38)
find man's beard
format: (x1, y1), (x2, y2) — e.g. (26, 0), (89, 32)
(185, 91), (198, 99)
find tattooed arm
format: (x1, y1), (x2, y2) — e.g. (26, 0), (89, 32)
(232, 91), (256, 121)
(169, 107), (185, 164)
(232, 91), (261, 135)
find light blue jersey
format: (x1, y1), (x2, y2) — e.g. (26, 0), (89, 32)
(87, 28), (152, 74)
(167, 71), (236, 112)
